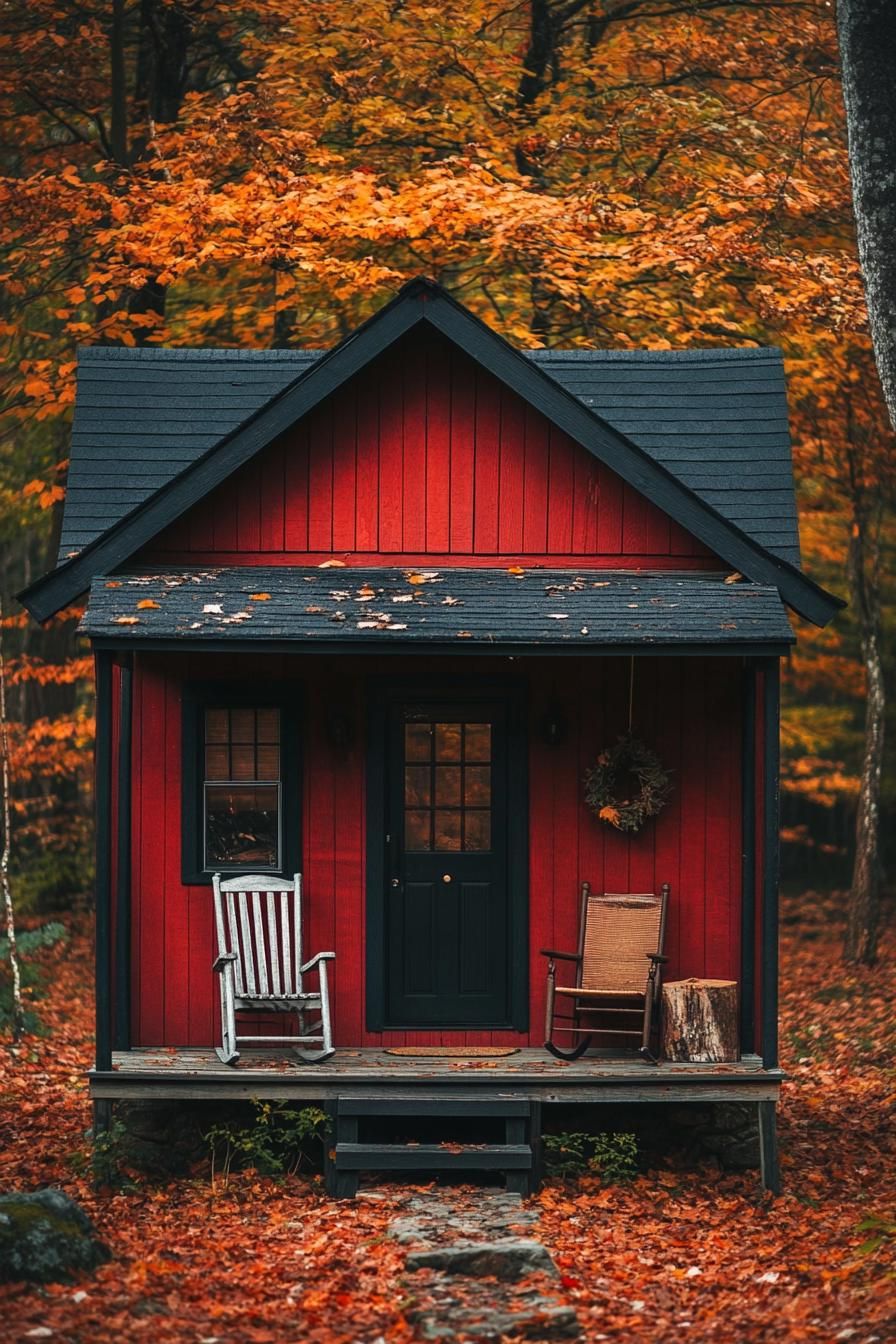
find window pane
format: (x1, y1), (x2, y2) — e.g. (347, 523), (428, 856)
(205, 708), (229, 744)
(404, 766), (431, 807)
(464, 766), (491, 806)
(256, 708), (280, 743)
(405, 722), (432, 762)
(230, 708), (256, 744)
(230, 745), (256, 781)
(435, 766), (461, 806)
(435, 723), (462, 761)
(405, 810), (431, 851)
(434, 809), (462, 850)
(464, 811), (491, 851)
(464, 723), (491, 761)
(205, 745), (230, 780)
(256, 744), (280, 780)
(206, 785), (279, 867)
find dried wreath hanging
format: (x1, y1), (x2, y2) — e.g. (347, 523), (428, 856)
(585, 733), (672, 834)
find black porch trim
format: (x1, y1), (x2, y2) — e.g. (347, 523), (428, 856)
(89, 636), (795, 659)
(19, 278), (842, 627)
(113, 654), (133, 1051)
(94, 650), (113, 1073)
(761, 658), (781, 1070)
(740, 658), (757, 1054)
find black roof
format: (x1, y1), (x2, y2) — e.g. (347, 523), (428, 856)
(21, 277), (841, 628)
(62, 343), (799, 564)
(80, 566), (795, 654)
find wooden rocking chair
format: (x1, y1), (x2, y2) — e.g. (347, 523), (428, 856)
(212, 873), (335, 1065)
(542, 883), (670, 1064)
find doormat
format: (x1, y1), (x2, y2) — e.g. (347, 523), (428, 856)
(384, 1046), (520, 1058)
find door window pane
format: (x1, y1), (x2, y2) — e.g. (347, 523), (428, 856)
(435, 723), (462, 761)
(435, 766), (462, 806)
(434, 809), (462, 850)
(464, 766), (491, 806)
(404, 766), (431, 807)
(464, 723), (491, 761)
(464, 810), (491, 852)
(405, 722), (432, 762)
(405, 810), (431, 851)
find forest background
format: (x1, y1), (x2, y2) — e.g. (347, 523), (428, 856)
(0, 0), (892, 927)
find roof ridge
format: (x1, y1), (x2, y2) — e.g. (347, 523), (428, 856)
(75, 343), (781, 364)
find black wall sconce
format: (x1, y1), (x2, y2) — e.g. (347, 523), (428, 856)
(541, 703), (567, 746)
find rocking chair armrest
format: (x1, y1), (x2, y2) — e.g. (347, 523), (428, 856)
(646, 953), (669, 964)
(299, 951), (336, 974)
(540, 949), (582, 962)
(213, 952), (238, 973)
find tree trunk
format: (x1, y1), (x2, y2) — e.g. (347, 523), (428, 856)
(661, 979), (739, 1063)
(844, 484), (885, 964)
(837, 0), (896, 430)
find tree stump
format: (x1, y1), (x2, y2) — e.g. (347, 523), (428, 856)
(661, 979), (739, 1063)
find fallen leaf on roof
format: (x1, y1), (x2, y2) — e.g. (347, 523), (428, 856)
(406, 571), (439, 585)
(547, 613), (569, 620)
(392, 594), (414, 603)
(592, 581), (610, 587)
(508, 566), (525, 577)
(456, 630), (472, 638)
(318, 559), (346, 568)
(202, 603), (223, 614)
(113, 616), (140, 625)
(442, 596), (462, 606)
(329, 612), (346, 623)
(386, 623), (408, 631)
(581, 626), (589, 634)
(136, 599), (160, 610)
(724, 571), (744, 584)
(105, 581), (122, 589)
(358, 584), (376, 598)
(305, 605), (323, 614)
(249, 592), (271, 601)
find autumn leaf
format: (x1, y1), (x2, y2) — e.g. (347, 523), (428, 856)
(249, 593), (271, 601)
(113, 615), (140, 625)
(136, 599), (160, 610)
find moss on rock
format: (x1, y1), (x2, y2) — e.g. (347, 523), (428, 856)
(0, 1189), (111, 1283)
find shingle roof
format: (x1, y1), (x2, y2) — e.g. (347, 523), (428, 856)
(61, 344), (800, 566)
(80, 566), (795, 651)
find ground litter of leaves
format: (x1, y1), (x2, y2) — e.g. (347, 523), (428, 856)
(1, 891), (894, 1343)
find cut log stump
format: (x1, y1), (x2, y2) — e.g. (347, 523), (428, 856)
(661, 979), (739, 1063)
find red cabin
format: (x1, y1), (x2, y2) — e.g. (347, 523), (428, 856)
(22, 279), (841, 1193)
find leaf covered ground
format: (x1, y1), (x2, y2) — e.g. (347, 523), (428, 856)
(1, 892), (894, 1343)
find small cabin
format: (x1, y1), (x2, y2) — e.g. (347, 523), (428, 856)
(21, 279), (840, 1193)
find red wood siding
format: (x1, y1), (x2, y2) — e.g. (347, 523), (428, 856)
(144, 332), (718, 570)
(129, 653), (742, 1048)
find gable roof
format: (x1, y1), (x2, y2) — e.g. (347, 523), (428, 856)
(20, 277), (842, 627)
(58, 343), (800, 565)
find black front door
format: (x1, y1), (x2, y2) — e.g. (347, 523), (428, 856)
(384, 699), (512, 1027)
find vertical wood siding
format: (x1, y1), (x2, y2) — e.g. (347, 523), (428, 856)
(130, 653), (742, 1048)
(145, 332), (717, 569)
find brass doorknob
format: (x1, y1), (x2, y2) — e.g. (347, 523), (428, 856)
(442, 874), (452, 883)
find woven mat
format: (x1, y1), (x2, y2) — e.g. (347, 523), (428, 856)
(384, 1046), (520, 1058)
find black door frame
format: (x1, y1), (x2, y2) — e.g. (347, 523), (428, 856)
(366, 677), (529, 1033)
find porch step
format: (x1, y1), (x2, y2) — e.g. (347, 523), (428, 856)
(324, 1097), (542, 1199)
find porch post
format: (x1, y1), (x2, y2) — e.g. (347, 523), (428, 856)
(739, 658), (757, 1054)
(760, 657), (781, 1071)
(113, 653), (133, 1051)
(94, 649), (114, 1075)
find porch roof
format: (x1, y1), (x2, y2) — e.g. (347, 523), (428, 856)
(81, 566), (795, 653)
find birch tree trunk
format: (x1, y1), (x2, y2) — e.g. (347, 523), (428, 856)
(837, 0), (896, 430)
(0, 601), (25, 1041)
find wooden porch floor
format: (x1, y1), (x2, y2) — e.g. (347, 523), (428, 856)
(93, 1047), (781, 1103)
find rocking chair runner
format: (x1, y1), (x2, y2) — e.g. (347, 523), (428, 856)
(542, 882), (670, 1063)
(212, 873), (335, 1065)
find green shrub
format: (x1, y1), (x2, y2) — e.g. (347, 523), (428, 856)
(204, 1101), (329, 1186)
(0, 921), (68, 1034)
(543, 1130), (639, 1182)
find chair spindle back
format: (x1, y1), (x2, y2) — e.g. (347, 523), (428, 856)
(213, 873), (304, 998)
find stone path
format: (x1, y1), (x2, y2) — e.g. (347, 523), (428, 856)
(380, 1190), (581, 1341)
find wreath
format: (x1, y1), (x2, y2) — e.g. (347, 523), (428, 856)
(585, 734), (672, 834)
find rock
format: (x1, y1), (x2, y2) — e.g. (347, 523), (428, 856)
(0, 1189), (111, 1284)
(408, 1279), (579, 1340)
(406, 1238), (558, 1282)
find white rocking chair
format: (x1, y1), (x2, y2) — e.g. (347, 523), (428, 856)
(212, 873), (335, 1065)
